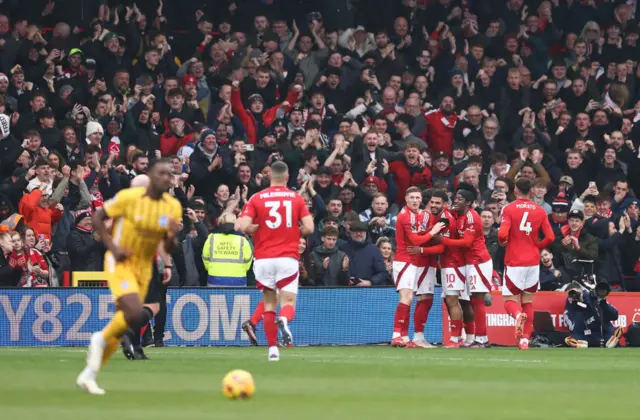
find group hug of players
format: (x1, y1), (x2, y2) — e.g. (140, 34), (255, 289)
(392, 178), (555, 350)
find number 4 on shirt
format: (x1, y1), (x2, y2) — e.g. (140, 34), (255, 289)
(519, 211), (532, 235)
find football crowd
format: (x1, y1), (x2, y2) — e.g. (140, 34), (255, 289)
(0, 0), (640, 299)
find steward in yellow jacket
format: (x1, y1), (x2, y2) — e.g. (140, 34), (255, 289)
(202, 217), (253, 286)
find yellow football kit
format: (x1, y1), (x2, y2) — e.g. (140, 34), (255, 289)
(98, 187), (181, 367)
(102, 187), (182, 301)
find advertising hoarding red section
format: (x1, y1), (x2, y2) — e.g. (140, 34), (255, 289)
(442, 292), (640, 346)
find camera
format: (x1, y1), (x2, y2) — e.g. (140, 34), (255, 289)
(592, 282), (611, 299)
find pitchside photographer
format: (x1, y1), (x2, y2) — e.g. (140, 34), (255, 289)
(564, 282), (624, 348)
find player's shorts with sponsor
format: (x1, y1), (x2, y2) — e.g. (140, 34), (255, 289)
(465, 259), (493, 294)
(393, 261), (436, 294)
(105, 253), (153, 302)
(502, 265), (540, 296)
(253, 257), (300, 294)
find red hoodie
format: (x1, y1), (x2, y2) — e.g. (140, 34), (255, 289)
(231, 86), (298, 145)
(18, 189), (63, 240)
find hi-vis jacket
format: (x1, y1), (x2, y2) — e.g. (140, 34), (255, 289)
(202, 223), (253, 286)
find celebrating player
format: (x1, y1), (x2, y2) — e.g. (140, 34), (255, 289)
(392, 187), (445, 348)
(439, 184), (492, 348)
(76, 159), (182, 395)
(418, 191), (470, 347)
(498, 178), (555, 350)
(235, 161), (314, 361)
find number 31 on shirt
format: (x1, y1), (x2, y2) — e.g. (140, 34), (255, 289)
(265, 200), (292, 229)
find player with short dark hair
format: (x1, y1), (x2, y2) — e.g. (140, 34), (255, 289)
(438, 184), (493, 348)
(76, 158), (182, 395)
(498, 178), (555, 350)
(235, 161), (314, 361)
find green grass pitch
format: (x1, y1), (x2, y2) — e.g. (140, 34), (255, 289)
(0, 347), (638, 420)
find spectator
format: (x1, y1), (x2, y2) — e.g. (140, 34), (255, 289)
(202, 213), (253, 287)
(308, 226), (350, 286)
(376, 236), (394, 285)
(540, 248), (569, 291)
(359, 192), (397, 246)
(66, 208), (104, 272)
(0, 230), (21, 286)
(551, 209), (599, 280)
(10, 227), (50, 287)
(339, 220), (388, 286)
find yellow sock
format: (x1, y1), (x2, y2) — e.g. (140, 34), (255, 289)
(100, 336), (121, 369)
(102, 311), (129, 341)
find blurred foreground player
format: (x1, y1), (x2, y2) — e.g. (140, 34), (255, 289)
(76, 159), (181, 394)
(120, 175), (172, 360)
(235, 161), (314, 361)
(498, 178), (555, 350)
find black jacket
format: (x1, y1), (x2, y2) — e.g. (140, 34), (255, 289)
(66, 226), (106, 272)
(189, 143), (233, 205)
(308, 245), (350, 286)
(0, 133), (23, 180)
(0, 251), (21, 287)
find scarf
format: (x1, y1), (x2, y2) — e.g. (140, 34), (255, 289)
(597, 209), (612, 218)
(561, 224), (582, 239)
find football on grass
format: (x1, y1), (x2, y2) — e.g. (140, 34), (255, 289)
(222, 369), (255, 399)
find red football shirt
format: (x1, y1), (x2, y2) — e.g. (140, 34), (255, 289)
(439, 210), (465, 268)
(239, 186), (310, 260)
(457, 209), (491, 265)
(498, 198), (555, 266)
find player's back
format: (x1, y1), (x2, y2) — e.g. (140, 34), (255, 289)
(242, 186), (308, 260)
(500, 199), (548, 266)
(104, 187), (182, 265)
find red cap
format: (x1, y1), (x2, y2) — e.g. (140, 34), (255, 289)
(182, 75), (197, 88)
(362, 176), (379, 186)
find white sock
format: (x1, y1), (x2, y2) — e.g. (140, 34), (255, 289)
(413, 332), (425, 342)
(81, 366), (96, 379)
(268, 346), (279, 354)
(93, 332), (106, 348)
(392, 332), (401, 339)
(465, 334), (475, 343)
(450, 336), (459, 343)
(402, 336), (410, 343)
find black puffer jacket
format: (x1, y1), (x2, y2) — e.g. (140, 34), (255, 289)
(66, 226), (106, 272)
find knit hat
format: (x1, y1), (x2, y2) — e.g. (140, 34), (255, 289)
(59, 84), (74, 98)
(552, 193), (569, 211)
(86, 121), (104, 136)
(182, 74), (197, 88)
(362, 176), (380, 187)
(248, 93), (264, 104)
(74, 208), (93, 225)
(0, 73), (8, 83)
(200, 128), (216, 140)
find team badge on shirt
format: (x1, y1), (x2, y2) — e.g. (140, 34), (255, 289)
(158, 216), (168, 227)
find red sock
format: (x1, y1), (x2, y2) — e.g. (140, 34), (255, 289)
(463, 321), (475, 336)
(522, 302), (534, 339)
(450, 319), (463, 339)
(279, 304), (295, 322)
(471, 296), (487, 337)
(504, 299), (521, 319)
(250, 300), (265, 326)
(413, 299), (433, 334)
(263, 311), (278, 347)
(393, 303), (411, 335)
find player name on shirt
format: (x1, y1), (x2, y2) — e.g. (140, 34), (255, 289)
(258, 191), (298, 199)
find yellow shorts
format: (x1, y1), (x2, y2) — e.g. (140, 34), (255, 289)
(105, 253), (152, 302)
